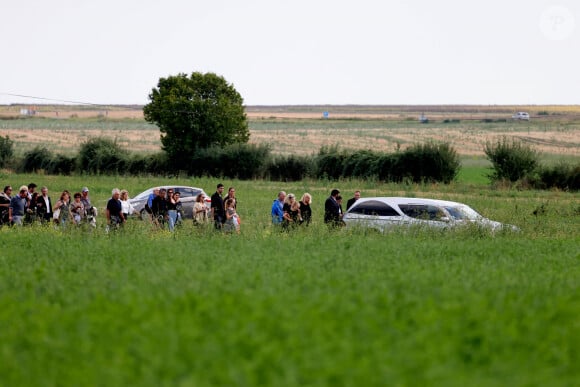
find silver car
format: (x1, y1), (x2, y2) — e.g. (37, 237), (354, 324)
(512, 112), (530, 121)
(342, 197), (519, 232)
(129, 185), (211, 220)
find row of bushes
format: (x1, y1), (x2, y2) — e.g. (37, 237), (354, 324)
(3, 137), (461, 184)
(314, 143), (459, 183)
(2, 136), (577, 190)
(484, 137), (579, 190)
(533, 163), (580, 190)
(16, 139), (169, 176)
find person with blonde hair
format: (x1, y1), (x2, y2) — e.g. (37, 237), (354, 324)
(299, 193), (312, 226)
(120, 189), (135, 220)
(224, 198), (240, 233)
(193, 193), (209, 224)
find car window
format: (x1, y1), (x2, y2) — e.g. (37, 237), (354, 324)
(175, 187), (201, 198)
(444, 206), (463, 220)
(444, 205), (481, 220)
(349, 200), (399, 216)
(399, 204), (445, 221)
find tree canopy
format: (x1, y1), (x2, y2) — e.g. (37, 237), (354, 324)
(143, 72), (249, 167)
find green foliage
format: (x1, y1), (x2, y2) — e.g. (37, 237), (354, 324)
(314, 143), (460, 184)
(484, 137), (540, 182)
(265, 155), (314, 181)
(143, 72), (249, 168)
(375, 153), (398, 181)
(481, 118), (508, 123)
(0, 135), (14, 168)
(125, 153), (149, 175)
(394, 142), (461, 184)
(189, 144), (270, 179)
(50, 154), (76, 175)
(20, 146), (54, 173)
(77, 137), (128, 174)
(19, 147), (75, 175)
(145, 152), (169, 175)
(315, 145), (348, 180)
(125, 152), (168, 176)
(535, 161), (580, 191)
(342, 150), (380, 179)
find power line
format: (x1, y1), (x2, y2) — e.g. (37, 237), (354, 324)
(0, 92), (142, 110)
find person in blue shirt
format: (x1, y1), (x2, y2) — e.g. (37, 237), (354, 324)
(9, 186), (29, 226)
(271, 191), (286, 224)
(145, 187), (159, 220)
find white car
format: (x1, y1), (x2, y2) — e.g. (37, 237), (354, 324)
(342, 197), (519, 232)
(512, 112), (530, 121)
(129, 185), (211, 220)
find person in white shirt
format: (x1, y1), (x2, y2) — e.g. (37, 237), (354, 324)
(36, 186), (53, 223)
(120, 190), (135, 220)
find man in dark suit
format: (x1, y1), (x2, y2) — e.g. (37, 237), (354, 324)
(35, 186), (53, 223)
(324, 189), (341, 226)
(346, 190), (361, 211)
(211, 183), (225, 230)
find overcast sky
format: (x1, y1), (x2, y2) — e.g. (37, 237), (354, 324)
(1, 0), (578, 106)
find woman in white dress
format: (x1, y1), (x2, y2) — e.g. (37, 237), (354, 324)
(120, 190), (135, 220)
(193, 193), (209, 225)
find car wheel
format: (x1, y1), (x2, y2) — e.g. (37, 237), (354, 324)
(140, 209), (150, 221)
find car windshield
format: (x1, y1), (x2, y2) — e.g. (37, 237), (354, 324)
(444, 205), (482, 220)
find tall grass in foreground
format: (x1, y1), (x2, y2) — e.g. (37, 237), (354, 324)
(0, 174), (578, 385)
(0, 224), (578, 386)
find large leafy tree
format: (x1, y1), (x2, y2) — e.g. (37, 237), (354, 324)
(143, 72), (249, 167)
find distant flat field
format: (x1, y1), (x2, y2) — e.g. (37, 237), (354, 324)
(1, 105), (579, 158)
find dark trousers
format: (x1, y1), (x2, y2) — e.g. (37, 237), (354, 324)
(214, 216), (224, 230)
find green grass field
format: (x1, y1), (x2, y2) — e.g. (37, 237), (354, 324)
(1, 174), (578, 386)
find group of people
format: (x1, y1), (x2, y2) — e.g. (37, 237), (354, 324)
(210, 184), (240, 233)
(270, 191), (312, 230)
(1, 180), (363, 233)
(123, 183), (237, 233)
(270, 188), (362, 229)
(0, 183), (98, 228)
(143, 187), (190, 232)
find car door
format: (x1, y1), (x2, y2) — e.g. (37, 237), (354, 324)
(345, 200), (402, 231)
